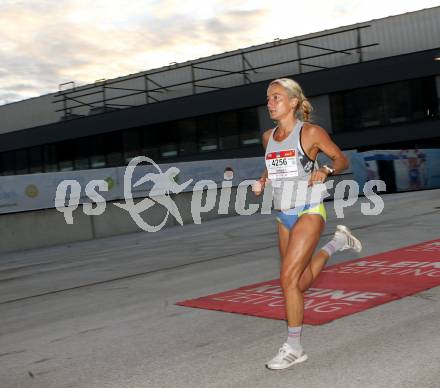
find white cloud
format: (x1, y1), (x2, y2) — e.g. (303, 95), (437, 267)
(0, 0), (439, 104)
(258, 0), (440, 40)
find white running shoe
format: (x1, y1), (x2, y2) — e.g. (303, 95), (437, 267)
(335, 225), (362, 253)
(265, 343), (308, 370)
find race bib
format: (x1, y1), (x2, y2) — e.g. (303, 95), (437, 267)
(266, 149), (298, 179)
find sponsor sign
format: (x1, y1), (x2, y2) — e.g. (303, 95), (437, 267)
(177, 238), (440, 325)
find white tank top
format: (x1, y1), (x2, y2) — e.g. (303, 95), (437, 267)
(265, 120), (319, 210)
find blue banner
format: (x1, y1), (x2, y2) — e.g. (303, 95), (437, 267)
(351, 149), (440, 192)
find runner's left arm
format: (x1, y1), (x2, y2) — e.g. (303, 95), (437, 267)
(308, 125), (348, 183)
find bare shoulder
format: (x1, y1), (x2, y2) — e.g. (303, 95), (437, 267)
(261, 128), (274, 148)
(302, 122), (327, 137)
(262, 128), (273, 139)
(302, 122), (331, 143)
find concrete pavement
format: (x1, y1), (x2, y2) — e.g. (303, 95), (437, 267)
(0, 189), (439, 388)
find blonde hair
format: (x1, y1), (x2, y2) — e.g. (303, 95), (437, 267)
(268, 78), (313, 122)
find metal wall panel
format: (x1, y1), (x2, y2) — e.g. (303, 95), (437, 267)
(1, 7), (439, 134)
(0, 94), (60, 134)
(362, 7), (440, 61)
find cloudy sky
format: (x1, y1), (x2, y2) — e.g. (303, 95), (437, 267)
(1, 0), (439, 104)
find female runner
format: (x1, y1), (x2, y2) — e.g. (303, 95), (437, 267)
(252, 78), (362, 370)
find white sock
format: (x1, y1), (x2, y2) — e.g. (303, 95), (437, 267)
(286, 326), (303, 355)
(321, 233), (346, 257)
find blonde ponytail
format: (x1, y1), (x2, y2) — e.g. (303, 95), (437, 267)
(299, 95), (313, 122)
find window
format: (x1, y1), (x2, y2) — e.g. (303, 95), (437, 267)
(197, 115), (218, 152)
(29, 146), (43, 173)
(123, 129), (141, 164)
(330, 77), (438, 132)
(217, 112), (239, 150)
(357, 87), (383, 128)
(238, 108), (260, 146)
(409, 78), (437, 120)
(15, 149), (28, 174)
(58, 141), (74, 171)
(141, 126), (160, 161)
(73, 137), (90, 170)
(104, 132), (123, 167)
(158, 123), (178, 158)
(0, 151), (15, 176)
(178, 119), (197, 155)
(383, 82), (410, 124)
(44, 144), (58, 172)
(89, 135), (107, 169)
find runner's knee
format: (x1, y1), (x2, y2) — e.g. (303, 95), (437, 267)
(280, 272), (301, 291)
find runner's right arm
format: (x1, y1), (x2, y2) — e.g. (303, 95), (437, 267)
(253, 129), (272, 196)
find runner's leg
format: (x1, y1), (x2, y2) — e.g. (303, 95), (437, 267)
(279, 220), (329, 293)
(298, 225), (363, 292)
(281, 214), (325, 327)
(267, 214), (324, 369)
(298, 249), (330, 292)
(278, 220), (317, 290)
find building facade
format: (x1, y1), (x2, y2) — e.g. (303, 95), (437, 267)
(0, 7), (439, 176)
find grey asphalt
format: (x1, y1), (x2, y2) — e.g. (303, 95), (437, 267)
(0, 189), (440, 388)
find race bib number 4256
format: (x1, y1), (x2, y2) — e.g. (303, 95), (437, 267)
(266, 150), (298, 179)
